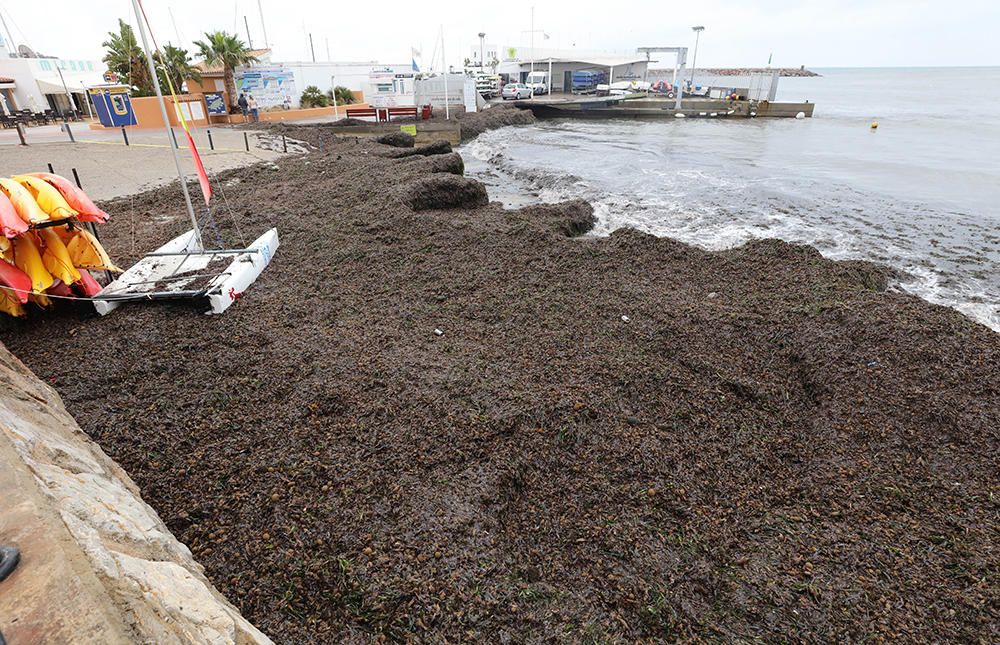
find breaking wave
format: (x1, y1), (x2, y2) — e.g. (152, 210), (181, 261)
(461, 121), (1000, 333)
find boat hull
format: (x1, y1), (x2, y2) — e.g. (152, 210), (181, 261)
(92, 228), (279, 316)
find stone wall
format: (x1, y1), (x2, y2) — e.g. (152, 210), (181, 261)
(0, 344), (272, 645)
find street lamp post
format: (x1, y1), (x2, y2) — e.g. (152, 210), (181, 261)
(690, 26), (705, 88)
(523, 9), (549, 97)
(478, 32), (486, 72)
(530, 7), (535, 82)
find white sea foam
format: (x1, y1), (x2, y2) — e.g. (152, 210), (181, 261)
(459, 116), (1000, 333)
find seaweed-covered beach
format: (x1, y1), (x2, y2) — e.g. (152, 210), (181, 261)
(2, 118), (997, 643)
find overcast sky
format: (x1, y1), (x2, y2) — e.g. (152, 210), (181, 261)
(2, 0), (998, 69)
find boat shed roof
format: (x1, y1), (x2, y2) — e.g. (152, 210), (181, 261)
(510, 55), (647, 68)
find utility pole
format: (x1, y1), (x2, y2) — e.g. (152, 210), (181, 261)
(330, 75), (339, 118)
(258, 0), (269, 49)
(168, 8), (183, 46)
(244, 16), (253, 48)
(441, 26), (449, 120)
(530, 6), (534, 81)
(0, 11), (18, 57)
(309, 33), (315, 62)
(478, 32), (485, 72)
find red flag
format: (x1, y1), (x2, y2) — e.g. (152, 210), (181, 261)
(185, 130), (212, 206)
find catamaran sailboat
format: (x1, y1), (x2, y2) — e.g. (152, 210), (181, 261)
(92, 0), (278, 316)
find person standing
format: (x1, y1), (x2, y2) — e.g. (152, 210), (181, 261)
(248, 94), (259, 123)
(237, 92), (249, 123)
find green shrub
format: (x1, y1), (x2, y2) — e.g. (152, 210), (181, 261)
(326, 86), (356, 105)
(300, 85), (329, 108)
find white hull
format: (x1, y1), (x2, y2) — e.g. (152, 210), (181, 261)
(93, 228), (279, 316)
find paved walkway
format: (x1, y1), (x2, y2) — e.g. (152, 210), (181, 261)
(0, 126), (289, 200)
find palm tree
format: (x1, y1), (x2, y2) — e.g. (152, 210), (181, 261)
(331, 86), (356, 106)
(194, 31), (257, 111)
(156, 45), (202, 94)
(102, 19), (153, 96)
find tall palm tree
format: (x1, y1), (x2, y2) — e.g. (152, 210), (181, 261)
(194, 31), (257, 111)
(102, 19), (153, 96)
(156, 45), (202, 94)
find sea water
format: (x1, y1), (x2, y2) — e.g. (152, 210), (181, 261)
(462, 67), (1000, 332)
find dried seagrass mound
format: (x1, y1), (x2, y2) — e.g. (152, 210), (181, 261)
(383, 140), (453, 159)
(399, 174), (489, 211)
(375, 131), (415, 148)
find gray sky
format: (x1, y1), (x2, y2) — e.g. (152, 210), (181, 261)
(2, 0), (998, 69)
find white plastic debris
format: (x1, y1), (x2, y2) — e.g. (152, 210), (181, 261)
(433, 328), (444, 336)
(621, 315), (630, 323)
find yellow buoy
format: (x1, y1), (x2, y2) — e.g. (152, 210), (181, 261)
(870, 121), (879, 130)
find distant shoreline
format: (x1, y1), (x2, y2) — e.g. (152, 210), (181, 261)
(649, 67), (820, 78)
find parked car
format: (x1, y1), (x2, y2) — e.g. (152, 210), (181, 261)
(501, 83), (532, 100)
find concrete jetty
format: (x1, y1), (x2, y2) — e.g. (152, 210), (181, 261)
(515, 94), (815, 119)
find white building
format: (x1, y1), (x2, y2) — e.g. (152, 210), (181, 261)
(0, 55), (104, 115)
(467, 41), (500, 71)
(277, 61), (415, 107)
(496, 45), (648, 93)
(0, 35), (104, 115)
(414, 74), (480, 113)
(221, 54), (417, 109)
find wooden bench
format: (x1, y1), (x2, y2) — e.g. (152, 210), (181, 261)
(345, 106), (419, 123)
(345, 107), (378, 121)
(385, 106), (418, 121)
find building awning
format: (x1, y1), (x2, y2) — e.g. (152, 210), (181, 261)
(35, 78), (87, 94)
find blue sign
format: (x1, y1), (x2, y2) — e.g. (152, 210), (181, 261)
(204, 92), (227, 115)
(89, 87), (137, 127)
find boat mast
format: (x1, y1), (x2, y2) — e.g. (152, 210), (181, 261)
(130, 0), (203, 251)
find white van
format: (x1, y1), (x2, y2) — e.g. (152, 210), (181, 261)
(525, 71), (549, 95)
